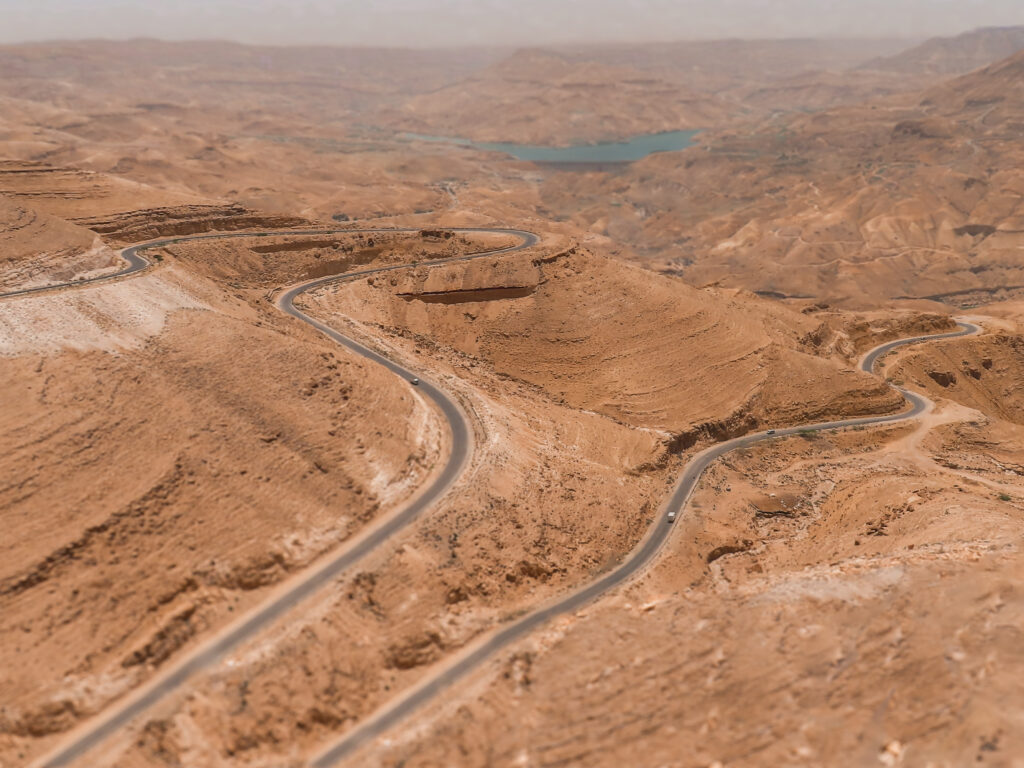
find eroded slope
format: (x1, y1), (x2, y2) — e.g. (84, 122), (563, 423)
(367, 324), (1024, 768)
(539, 50), (1024, 306)
(334, 244), (903, 438)
(0, 197), (119, 291)
(60, 236), (917, 768)
(0, 231), (482, 764)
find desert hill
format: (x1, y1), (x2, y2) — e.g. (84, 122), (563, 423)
(1, 30), (1023, 768)
(922, 46), (1024, 124)
(0, 160), (213, 288)
(391, 48), (741, 146)
(388, 36), (948, 145)
(0, 210), (913, 766)
(0, 39), (501, 111)
(725, 68), (932, 113)
(559, 37), (915, 90)
(1, 32), (1013, 237)
(0, 197), (119, 292)
(0, 159), (311, 287)
(0, 232), (454, 754)
(322, 243), (903, 436)
(534, 37), (974, 119)
(0, 42), (523, 222)
(371, 295), (1024, 768)
(537, 46), (1024, 306)
(862, 25), (1024, 75)
(62, 233), (917, 767)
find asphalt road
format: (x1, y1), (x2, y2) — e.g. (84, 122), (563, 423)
(0, 227), (538, 302)
(0, 249), (149, 299)
(859, 322), (979, 373)
(24, 226), (538, 768)
(310, 319), (981, 767)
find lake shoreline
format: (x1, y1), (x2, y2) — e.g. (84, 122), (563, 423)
(403, 129), (701, 164)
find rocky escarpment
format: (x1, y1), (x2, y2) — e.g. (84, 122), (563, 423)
(797, 310), (958, 358)
(338, 243), (906, 445)
(72, 204), (308, 245)
(894, 333), (1024, 425)
(0, 196), (122, 292)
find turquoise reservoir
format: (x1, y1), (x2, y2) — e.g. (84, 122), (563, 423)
(405, 130), (700, 164)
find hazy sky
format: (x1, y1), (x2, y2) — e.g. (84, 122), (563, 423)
(2, 0), (1022, 47)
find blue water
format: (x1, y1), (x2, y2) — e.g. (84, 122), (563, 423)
(405, 130), (700, 164)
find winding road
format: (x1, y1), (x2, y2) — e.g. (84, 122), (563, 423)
(15, 226), (538, 768)
(4, 228), (979, 768)
(311, 320), (980, 767)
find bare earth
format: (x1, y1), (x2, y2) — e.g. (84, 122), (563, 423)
(1, 27), (1023, 768)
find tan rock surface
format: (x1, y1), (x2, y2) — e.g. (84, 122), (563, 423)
(0, 232), (480, 764)
(538, 49), (1024, 306)
(367, 339), (1024, 768)
(0, 196), (119, 291)
(0, 31), (1022, 768)
(85, 238), (917, 767)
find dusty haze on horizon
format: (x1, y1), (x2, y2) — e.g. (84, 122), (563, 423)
(1, 0), (1022, 47)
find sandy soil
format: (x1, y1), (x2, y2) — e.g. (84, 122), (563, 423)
(75, 235), (930, 768)
(1, 31), (1022, 768)
(1, 232), (509, 764)
(365, 328), (1024, 768)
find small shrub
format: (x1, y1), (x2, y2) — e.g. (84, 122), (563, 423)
(999, 493), (1012, 502)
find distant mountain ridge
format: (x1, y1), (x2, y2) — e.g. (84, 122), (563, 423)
(861, 25), (1024, 75)
(392, 48), (739, 146)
